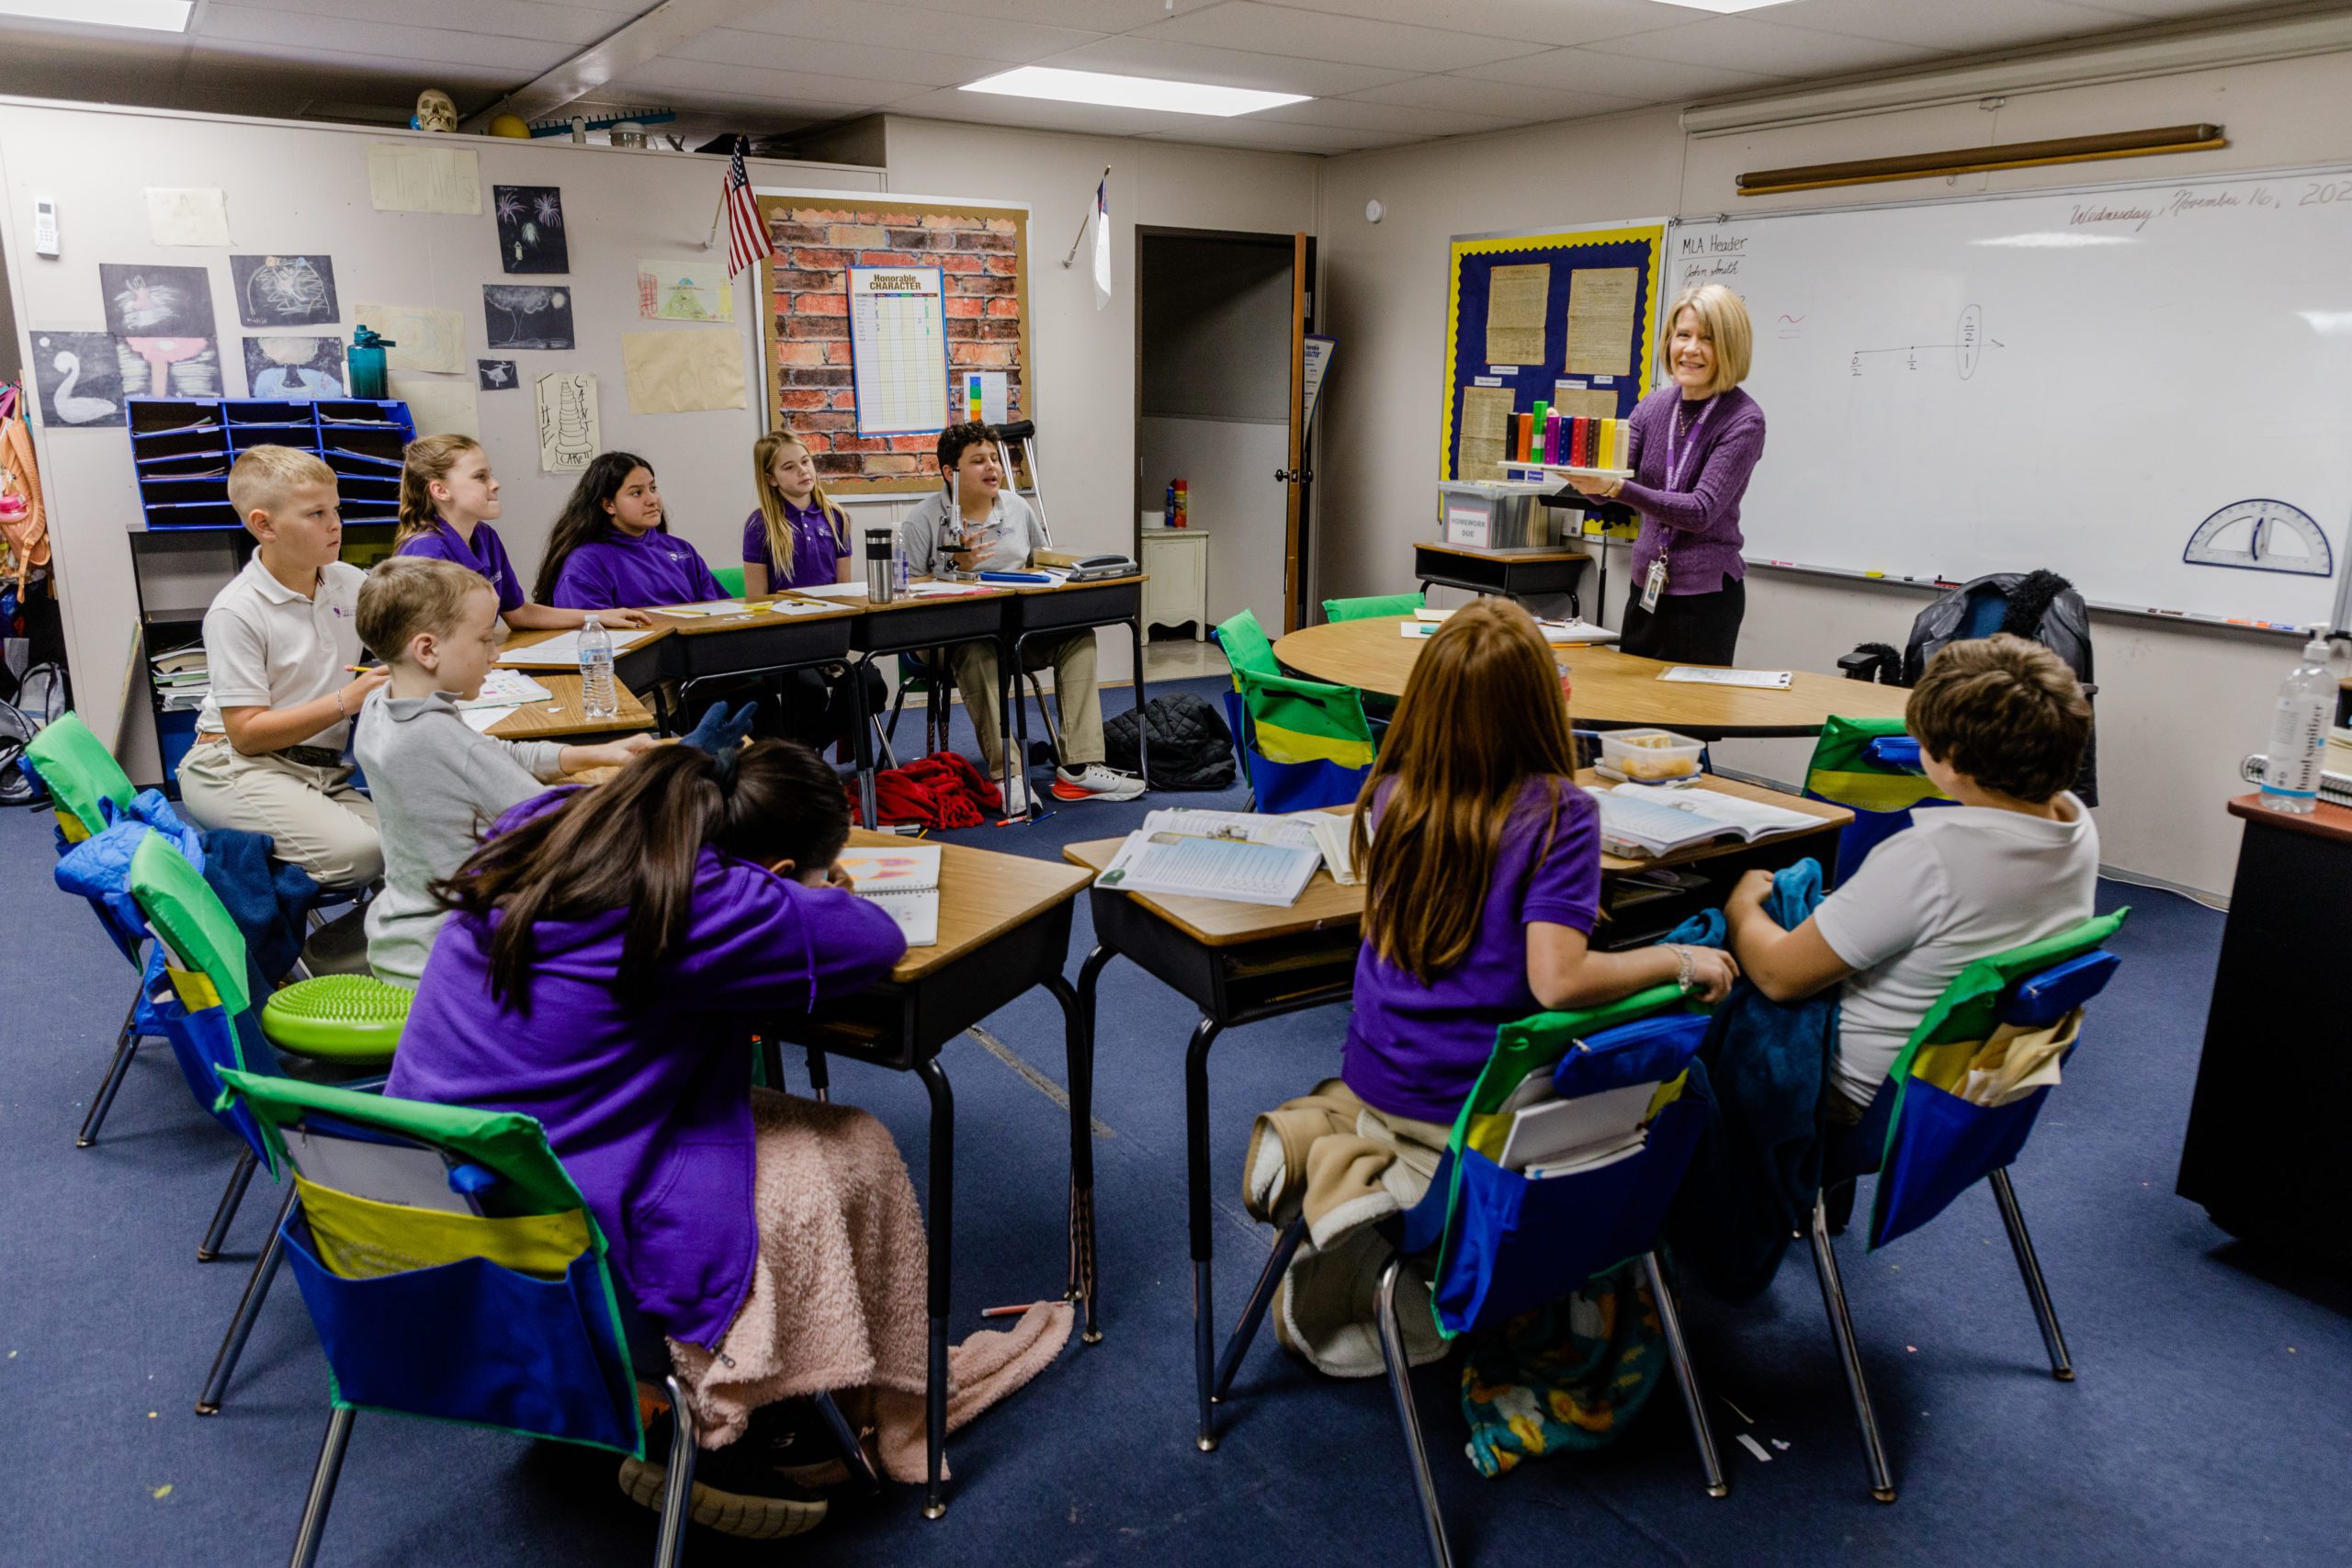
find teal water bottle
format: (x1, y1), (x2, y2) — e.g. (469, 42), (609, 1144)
(347, 325), (393, 400)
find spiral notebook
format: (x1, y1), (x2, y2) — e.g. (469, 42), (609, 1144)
(836, 845), (942, 947)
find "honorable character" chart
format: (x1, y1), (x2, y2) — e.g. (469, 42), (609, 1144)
(847, 265), (950, 436)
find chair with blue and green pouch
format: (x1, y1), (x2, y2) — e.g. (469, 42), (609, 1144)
(1213, 608), (1377, 813)
(119, 831), (409, 1415)
(1803, 714), (1951, 881)
(1807, 910), (2127, 1503)
(1211, 987), (1729, 1566)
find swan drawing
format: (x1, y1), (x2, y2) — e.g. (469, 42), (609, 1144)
(50, 351), (117, 423)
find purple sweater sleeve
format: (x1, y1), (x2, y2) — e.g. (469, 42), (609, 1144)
(1616, 407), (1767, 544)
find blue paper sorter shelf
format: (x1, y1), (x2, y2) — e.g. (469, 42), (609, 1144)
(130, 398), (415, 531)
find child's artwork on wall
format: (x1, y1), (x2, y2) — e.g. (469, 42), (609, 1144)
(637, 258), (733, 321)
(231, 254), (340, 328)
(478, 358), (518, 390)
(352, 302), (465, 374)
(243, 335), (346, 400)
(101, 263), (220, 397)
(484, 285), (574, 350)
(29, 331), (126, 427)
(536, 371), (598, 473)
(494, 186), (569, 275)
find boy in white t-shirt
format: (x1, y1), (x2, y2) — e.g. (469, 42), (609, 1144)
(176, 446), (389, 887)
(1724, 633), (2100, 1122)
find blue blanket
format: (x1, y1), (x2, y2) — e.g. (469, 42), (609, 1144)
(1665, 859), (1839, 1303)
(198, 828), (321, 1001)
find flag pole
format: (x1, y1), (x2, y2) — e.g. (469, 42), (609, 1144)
(705, 135), (741, 251)
(1061, 165), (1110, 267)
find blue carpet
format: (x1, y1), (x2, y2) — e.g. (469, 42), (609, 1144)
(6, 688), (2347, 1566)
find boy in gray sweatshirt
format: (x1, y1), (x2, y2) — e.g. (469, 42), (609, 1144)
(354, 557), (650, 987)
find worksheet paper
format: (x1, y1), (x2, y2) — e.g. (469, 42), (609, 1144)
(1657, 666), (1793, 689)
(1456, 384), (1515, 482)
(456, 669), (553, 709)
(1565, 267), (1638, 377)
(496, 627), (657, 667)
(1484, 263), (1550, 366)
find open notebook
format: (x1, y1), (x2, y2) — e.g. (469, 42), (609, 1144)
(837, 844), (942, 947)
(1589, 783), (1822, 858)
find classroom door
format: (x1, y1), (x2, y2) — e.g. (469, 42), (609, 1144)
(1280, 231), (1314, 633)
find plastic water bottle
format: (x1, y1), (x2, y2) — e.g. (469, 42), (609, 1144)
(2258, 629), (2333, 814)
(578, 615), (616, 720)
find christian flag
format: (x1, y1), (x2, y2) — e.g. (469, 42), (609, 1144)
(1091, 173), (1111, 310)
(722, 139), (774, 278)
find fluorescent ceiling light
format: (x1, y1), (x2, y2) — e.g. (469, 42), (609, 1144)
(1645, 0), (1798, 11)
(0, 0), (191, 28)
(2298, 310), (2352, 337)
(961, 66), (1307, 118)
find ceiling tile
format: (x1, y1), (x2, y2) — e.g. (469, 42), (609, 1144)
(204, 0), (616, 42)
(197, 5), (571, 74)
(1344, 73), (1656, 118)
(1760, 0), (2150, 53)
(1035, 35), (1418, 96)
(886, 86), (1244, 137)
(1256, 96), (1522, 137)
(619, 56), (936, 110)
(1139, 119), (1421, 153)
(1456, 46), (1789, 100)
(1129, 1), (1531, 74)
(729, 0), (1102, 61)
(893, 0), (1217, 28)
(1248, 0), (1700, 50)
(670, 28), (985, 88)
(1583, 15), (1947, 76)
(2064, 0), (2288, 16)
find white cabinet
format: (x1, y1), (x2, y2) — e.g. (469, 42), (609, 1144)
(1140, 526), (1210, 641)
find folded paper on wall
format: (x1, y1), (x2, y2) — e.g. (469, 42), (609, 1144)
(367, 143), (482, 215)
(352, 303), (464, 374)
(146, 188), (232, 248)
(621, 331), (746, 414)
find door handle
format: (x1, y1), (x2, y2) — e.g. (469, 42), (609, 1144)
(1274, 468), (1314, 483)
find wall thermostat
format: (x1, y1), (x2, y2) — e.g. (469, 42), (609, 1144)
(32, 197), (58, 257)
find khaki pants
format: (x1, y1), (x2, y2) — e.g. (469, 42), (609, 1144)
(176, 740), (382, 887)
(948, 631), (1103, 774)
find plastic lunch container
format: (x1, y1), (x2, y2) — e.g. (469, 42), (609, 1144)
(1599, 728), (1704, 781)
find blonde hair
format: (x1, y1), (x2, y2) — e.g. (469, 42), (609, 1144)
(228, 446), (335, 525)
(1663, 282), (1753, 396)
(1353, 599), (1582, 985)
(397, 434), (485, 546)
(358, 556), (492, 665)
(752, 430), (848, 575)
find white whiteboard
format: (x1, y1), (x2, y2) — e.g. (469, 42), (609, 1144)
(1668, 165), (2352, 628)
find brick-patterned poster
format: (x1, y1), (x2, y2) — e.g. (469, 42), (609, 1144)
(756, 195), (1031, 494)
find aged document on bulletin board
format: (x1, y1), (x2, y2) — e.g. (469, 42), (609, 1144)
(1483, 264), (1550, 366)
(1456, 385), (1515, 481)
(1564, 267), (1638, 376)
(1551, 381), (1617, 422)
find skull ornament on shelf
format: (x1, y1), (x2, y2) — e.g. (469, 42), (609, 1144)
(413, 88), (458, 133)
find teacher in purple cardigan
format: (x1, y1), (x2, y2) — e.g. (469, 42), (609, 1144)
(1567, 282), (1765, 665)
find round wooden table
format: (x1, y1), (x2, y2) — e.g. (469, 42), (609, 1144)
(1272, 615), (1913, 739)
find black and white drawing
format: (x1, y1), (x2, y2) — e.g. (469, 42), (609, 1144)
(493, 185), (569, 275)
(243, 335), (346, 400)
(478, 358), (519, 390)
(482, 285), (574, 350)
(29, 331), (126, 427)
(230, 254), (339, 327)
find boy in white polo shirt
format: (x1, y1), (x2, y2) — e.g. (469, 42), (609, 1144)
(1723, 633), (2100, 1122)
(176, 446), (388, 887)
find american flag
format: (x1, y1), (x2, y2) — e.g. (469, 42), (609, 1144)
(722, 139), (773, 277)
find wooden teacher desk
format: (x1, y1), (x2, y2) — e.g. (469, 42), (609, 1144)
(761, 829), (1097, 1518)
(1062, 775), (1852, 1451)
(1272, 614), (1913, 739)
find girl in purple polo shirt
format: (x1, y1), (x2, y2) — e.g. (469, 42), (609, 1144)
(742, 429), (884, 750)
(1240, 599), (1736, 1375)
(537, 451), (727, 612)
(388, 739), (910, 1537)
(392, 434), (651, 632)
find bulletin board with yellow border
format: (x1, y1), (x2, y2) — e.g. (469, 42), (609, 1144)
(1439, 221), (1668, 508)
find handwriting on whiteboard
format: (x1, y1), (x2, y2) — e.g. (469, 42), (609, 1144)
(1848, 307), (2001, 380)
(1676, 229), (1747, 285)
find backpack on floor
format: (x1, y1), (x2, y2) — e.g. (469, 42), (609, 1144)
(1104, 694), (1237, 791)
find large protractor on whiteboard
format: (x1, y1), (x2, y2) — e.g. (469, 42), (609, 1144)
(2182, 499), (2334, 576)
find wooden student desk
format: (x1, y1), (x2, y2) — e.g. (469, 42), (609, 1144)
(757, 828), (1096, 1518)
(1273, 614), (1913, 739)
(498, 601), (862, 733)
(995, 573), (1150, 809)
(1061, 775), (1851, 1452)
(481, 671), (654, 743)
(1414, 541), (1592, 616)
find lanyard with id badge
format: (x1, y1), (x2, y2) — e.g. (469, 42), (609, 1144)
(1640, 396), (1719, 613)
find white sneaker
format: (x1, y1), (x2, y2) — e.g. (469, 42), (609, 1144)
(1052, 763), (1146, 803)
(1000, 773), (1033, 816)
